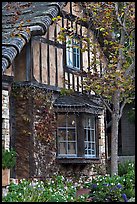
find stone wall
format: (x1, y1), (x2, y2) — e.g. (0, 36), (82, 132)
(2, 90), (10, 150)
(98, 114), (106, 160)
(11, 84), (106, 180)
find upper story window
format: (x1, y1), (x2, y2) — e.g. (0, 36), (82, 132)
(66, 36), (80, 69)
(56, 113), (97, 159)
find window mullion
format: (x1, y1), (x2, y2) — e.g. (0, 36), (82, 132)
(66, 114), (68, 155)
(94, 119), (96, 155)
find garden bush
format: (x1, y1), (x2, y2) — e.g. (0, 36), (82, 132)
(2, 161), (135, 202)
(2, 175), (88, 202)
(2, 148), (16, 169)
(84, 161), (135, 202)
(118, 160), (135, 176)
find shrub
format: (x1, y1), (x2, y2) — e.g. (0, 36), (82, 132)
(88, 175), (126, 202)
(2, 175), (77, 202)
(118, 160), (135, 176)
(2, 148), (16, 169)
(86, 162), (135, 202)
(2, 162), (135, 202)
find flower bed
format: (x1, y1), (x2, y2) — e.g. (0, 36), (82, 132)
(2, 161), (135, 202)
(2, 175), (89, 202)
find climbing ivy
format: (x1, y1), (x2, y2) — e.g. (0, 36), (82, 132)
(11, 84), (56, 146)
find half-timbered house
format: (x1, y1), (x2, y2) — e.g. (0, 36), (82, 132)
(2, 2), (134, 180)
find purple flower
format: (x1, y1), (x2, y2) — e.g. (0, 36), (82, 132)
(117, 184), (122, 189)
(103, 183), (111, 187)
(92, 183), (97, 188)
(122, 193), (128, 202)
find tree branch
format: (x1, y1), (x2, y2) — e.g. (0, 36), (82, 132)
(114, 2), (128, 35)
(98, 94), (113, 114)
(124, 61), (135, 78)
(119, 99), (127, 119)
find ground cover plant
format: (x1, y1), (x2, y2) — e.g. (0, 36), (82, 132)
(84, 161), (135, 202)
(2, 175), (88, 202)
(2, 161), (135, 202)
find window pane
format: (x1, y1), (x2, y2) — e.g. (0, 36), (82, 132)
(77, 54), (80, 68)
(58, 114), (66, 127)
(84, 114), (96, 157)
(73, 47), (77, 53)
(84, 115), (95, 129)
(67, 50), (73, 67)
(67, 129), (76, 141)
(92, 143), (95, 150)
(88, 149), (91, 155)
(58, 142), (67, 154)
(73, 53), (76, 67)
(67, 114), (76, 127)
(68, 142), (76, 154)
(66, 37), (73, 67)
(66, 36), (80, 69)
(58, 129), (66, 141)
(92, 150), (95, 155)
(92, 130), (95, 141)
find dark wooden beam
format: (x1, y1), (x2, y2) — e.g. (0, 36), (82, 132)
(47, 31), (50, 85)
(32, 36), (64, 49)
(39, 42), (42, 83)
(54, 24), (58, 87)
(62, 16), (66, 88)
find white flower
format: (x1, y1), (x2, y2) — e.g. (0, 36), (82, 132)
(64, 186), (68, 190)
(49, 187), (53, 192)
(116, 33), (120, 37)
(61, 175), (65, 180)
(33, 178), (38, 182)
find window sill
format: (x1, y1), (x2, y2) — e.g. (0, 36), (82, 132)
(56, 157), (100, 164)
(64, 66), (82, 74)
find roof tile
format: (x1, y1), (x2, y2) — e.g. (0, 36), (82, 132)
(2, 2), (67, 73)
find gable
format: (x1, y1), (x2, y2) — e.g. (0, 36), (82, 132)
(2, 2), (108, 95)
(2, 2), (67, 73)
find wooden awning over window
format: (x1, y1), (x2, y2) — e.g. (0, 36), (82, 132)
(53, 93), (104, 115)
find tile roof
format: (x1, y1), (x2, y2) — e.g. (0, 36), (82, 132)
(2, 2), (67, 73)
(54, 93), (103, 111)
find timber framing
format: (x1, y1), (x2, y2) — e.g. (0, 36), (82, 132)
(2, 2), (67, 73)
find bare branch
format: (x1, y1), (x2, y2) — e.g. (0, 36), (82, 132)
(114, 2), (128, 35)
(124, 61), (135, 78)
(119, 99), (127, 119)
(98, 95), (113, 114)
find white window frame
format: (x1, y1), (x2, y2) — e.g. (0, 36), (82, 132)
(66, 36), (80, 69)
(84, 116), (96, 158)
(57, 114), (77, 157)
(57, 113), (97, 159)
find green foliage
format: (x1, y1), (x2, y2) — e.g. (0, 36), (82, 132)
(11, 84), (56, 146)
(84, 162), (135, 202)
(2, 164), (135, 202)
(60, 88), (74, 96)
(2, 148), (16, 169)
(118, 160), (135, 176)
(2, 175), (81, 202)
